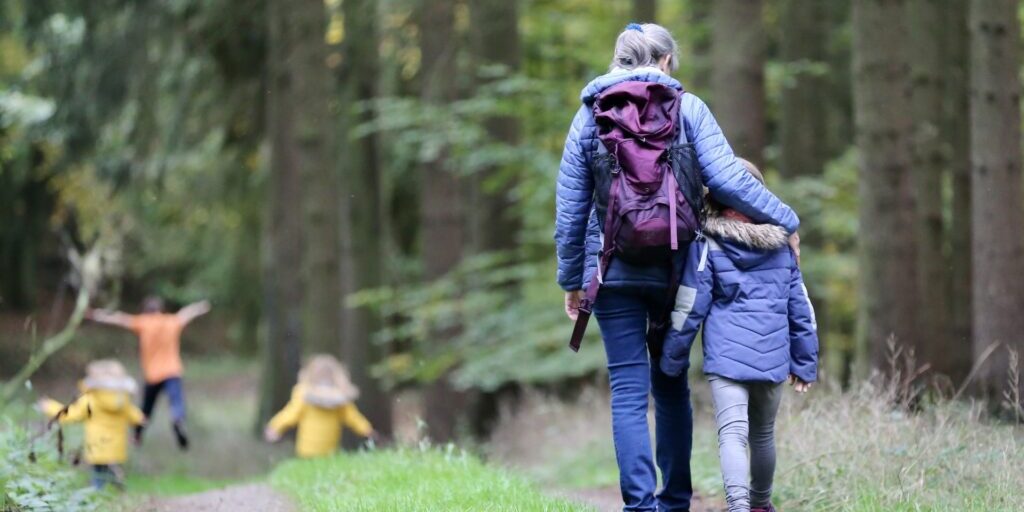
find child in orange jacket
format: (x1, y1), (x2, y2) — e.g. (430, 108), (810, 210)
(37, 360), (146, 489)
(264, 355), (376, 458)
(85, 296), (210, 449)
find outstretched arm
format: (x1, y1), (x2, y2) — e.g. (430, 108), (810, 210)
(85, 309), (136, 330)
(37, 396), (90, 423)
(177, 300), (211, 326)
(264, 389), (302, 442)
(341, 403), (374, 438)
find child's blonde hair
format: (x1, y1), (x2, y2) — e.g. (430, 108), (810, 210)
(83, 359), (137, 393)
(737, 158), (765, 184)
(299, 354), (359, 406)
(705, 158), (766, 213)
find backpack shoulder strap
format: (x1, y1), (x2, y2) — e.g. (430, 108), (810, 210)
(676, 99), (690, 145)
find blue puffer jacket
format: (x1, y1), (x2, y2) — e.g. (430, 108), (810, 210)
(659, 209), (819, 383)
(554, 67), (801, 292)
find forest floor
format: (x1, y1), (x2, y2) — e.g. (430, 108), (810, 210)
(107, 357), (716, 511)
(53, 356), (697, 512)
(135, 483), (294, 512)
(25, 355), (1024, 511)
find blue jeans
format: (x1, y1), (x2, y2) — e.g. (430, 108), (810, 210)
(91, 464), (122, 489)
(139, 377), (187, 426)
(595, 287), (694, 512)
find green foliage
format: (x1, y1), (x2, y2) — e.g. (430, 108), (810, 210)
(354, 253), (607, 392)
(769, 150), (861, 376)
(0, 419), (103, 511)
(270, 447), (585, 511)
(1, 0), (265, 350)
(123, 473), (234, 497)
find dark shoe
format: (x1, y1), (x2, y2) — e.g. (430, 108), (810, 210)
(751, 505), (776, 512)
(172, 421), (190, 451)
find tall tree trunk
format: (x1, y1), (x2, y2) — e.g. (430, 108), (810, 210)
(968, 0), (1024, 398)
(339, 0), (392, 441)
(709, 0), (766, 167)
(469, 0), (521, 254)
(778, 0), (834, 379)
(908, 0), (953, 378)
(291, 0), (342, 355)
(466, 0), (522, 437)
(825, 0), (855, 160)
(633, 0), (656, 22)
(851, 0), (920, 370)
(779, 0), (828, 178)
(418, 0), (465, 442)
(258, 0), (305, 426)
(945, 0), (972, 383)
(684, 0), (712, 94)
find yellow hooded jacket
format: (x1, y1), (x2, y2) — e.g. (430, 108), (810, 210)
(267, 384), (373, 458)
(42, 389), (145, 465)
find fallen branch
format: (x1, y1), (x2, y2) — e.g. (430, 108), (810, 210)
(0, 285), (90, 409)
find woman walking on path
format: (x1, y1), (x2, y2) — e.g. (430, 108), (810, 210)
(554, 23), (801, 511)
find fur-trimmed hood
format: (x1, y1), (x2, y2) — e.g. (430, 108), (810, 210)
(81, 359), (137, 395)
(298, 355), (359, 408)
(702, 205), (789, 269)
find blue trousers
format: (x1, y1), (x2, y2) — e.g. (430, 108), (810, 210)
(140, 377), (187, 423)
(90, 464), (122, 489)
(595, 287), (694, 512)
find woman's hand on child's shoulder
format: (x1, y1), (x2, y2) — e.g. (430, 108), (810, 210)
(788, 374), (812, 394)
(788, 232), (801, 266)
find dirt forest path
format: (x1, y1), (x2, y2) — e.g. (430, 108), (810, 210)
(135, 483), (295, 512)
(559, 487), (720, 512)
(135, 484), (717, 512)
(135, 484), (716, 512)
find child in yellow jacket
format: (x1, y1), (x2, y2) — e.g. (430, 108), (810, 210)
(37, 360), (146, 489)
(264, 354), (375, 458)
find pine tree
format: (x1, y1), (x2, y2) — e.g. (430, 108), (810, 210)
(710, 0), (766, 166)
(851, 0), (920, 368)
(968, 0), (1024, 397)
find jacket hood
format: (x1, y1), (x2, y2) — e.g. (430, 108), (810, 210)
(580, 67), (683, 105)
(303, 384), (352, 408)
(86, 389), (133, 413)
(80, 375), (137, 394)
(703, 206), (789, 269)
(298, 355), (359, 407)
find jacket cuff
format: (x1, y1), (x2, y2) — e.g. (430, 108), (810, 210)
(790, 364), (817, 383)
(659, 355), (689, 377)
(784, 213), (800, 235)
(558, 280), (582, 292)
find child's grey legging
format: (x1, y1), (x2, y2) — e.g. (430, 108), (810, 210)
(708, 375), (783, 512)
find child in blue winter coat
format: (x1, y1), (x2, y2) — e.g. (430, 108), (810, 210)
(660, 160), (819, 512)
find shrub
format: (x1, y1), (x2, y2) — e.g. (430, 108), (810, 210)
(0, 417), (102, 511)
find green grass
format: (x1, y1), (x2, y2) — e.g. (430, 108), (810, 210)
(532, 437), (619, 489)
(488, 379), (1024, 512)
(270, 448), (589, 512)
(124, 473), (235, 496)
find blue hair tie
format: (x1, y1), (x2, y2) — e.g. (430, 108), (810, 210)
(625, 23), (643, 33)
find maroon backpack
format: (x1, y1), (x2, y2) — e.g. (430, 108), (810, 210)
(569, 81), (703, 352)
